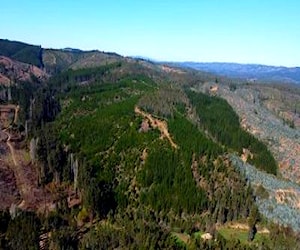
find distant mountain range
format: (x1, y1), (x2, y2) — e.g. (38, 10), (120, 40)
(173, 62), (300, 84)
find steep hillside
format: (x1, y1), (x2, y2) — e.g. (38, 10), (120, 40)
(248, 84), (300, 129)
(0, 56), (48, 85)
(193, 82), (300, 184)
(231, 155), (300, 231)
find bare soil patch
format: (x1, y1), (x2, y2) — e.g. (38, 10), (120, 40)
(135, 106), (178, 149)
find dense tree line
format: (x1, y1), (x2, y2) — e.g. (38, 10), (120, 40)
(186, 90), (277, 175)
(138, 86), (189, 118)
(36, 124), (69, 184)
(139, 143), (208, 214)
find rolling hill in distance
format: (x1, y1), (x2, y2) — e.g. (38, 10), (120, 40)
(0, 38), (300, 249)
(173, 62), (300, 85)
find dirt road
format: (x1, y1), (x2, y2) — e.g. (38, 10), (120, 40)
(135, 106), (178, 149)
(2, 129), (33, 208)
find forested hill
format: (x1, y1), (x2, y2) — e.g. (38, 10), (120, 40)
(42, 49), (125, 74)
(0, 39), (43, 67)
(0, 39), (125, 74)
(0, 39), (299, 249)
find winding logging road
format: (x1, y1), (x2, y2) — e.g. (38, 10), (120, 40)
(135, 106), (178, 149)
(2, 128), (31, 208)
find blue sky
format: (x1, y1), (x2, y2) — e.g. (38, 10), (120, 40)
(1, 0), (300, 66)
